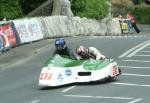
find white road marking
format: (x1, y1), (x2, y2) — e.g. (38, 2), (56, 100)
(119, 40), (150, 58)
(0, 63), (13, 72)
(119, 66), (150, 70)
(0, 63), (9, 68)
(112, 82), (150, 87)
(34, 44), (49, 53)
(122, 59), (150, 63)
(64, 95), (93, 98)
(69, 37), (96, 43)
(134, 54), (150, 57)
(123, 73), (150, 77)
(127, 41), (150, 57)
(64, 94), (134, 100)
(0, 55), (35, 71)
(61, 86), (76, 93)
(128, 98), (143, 103)
(141, 51), (150, 53)
(29, 99), (40, 103)
(95, 96), (133, 100)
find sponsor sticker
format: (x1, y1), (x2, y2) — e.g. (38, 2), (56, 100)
(112, 65), (117, 76)
(65, 69), (72, 76)
(58, 73), (64, 81)
(39, 73), (52, 80)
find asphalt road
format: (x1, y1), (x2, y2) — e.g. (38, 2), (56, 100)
(0, 35), (150, 103)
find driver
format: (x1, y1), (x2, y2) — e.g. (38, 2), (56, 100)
(53, 38), (77, 59)
(76, 46), (106, 60)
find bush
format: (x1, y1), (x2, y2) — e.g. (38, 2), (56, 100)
(127, 7), (150, 24)
(0, 0), (23, 20)
(71, 0), (108, 19)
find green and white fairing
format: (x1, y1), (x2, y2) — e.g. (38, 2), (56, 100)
(39, 55), (121, 87)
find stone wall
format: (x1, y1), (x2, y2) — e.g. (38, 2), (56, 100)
(27, 0), (122, 36)
(36, 16), (121, 38)
(27, 0), (73, 17)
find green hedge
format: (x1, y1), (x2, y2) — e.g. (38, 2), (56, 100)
(71, 0), (108, 19)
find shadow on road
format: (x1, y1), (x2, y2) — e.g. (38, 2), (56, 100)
(38, 79), (122, 90)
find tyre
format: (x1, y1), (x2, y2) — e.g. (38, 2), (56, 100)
(105, 76), (117, 82)
(118, 67), (122, 75)
(110, 76), (117, 82)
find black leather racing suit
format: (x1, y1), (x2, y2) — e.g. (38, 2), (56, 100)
(53, 46), (77, 60)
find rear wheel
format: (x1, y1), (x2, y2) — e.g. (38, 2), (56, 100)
(105, 67), (121, 82)
(110, 76), (117, 82)
(105, 76), (117, 82)
(118, 67), (122, 75)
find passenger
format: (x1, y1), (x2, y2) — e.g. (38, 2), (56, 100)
(76, 46), (106, 60)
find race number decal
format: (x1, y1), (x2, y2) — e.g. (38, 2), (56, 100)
(112, 65), (117, 76)
(39, 73), (52, 80)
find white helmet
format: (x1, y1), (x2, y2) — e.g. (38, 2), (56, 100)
(76, 46), (88, 59)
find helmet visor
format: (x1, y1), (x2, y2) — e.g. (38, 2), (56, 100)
(78, 51), (88, 58)
(56, 45), (64, 50)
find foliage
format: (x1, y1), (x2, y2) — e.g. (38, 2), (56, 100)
(112, 0), (150, 24)
(19, 0), (47, 15)
(127, 7), (150, 24)
(1, 0), (150, 23)
(70, 0), (108, 19)
(1, 0), (108, 20)
(0, 0), (47, 20)
(0, 0), (23, 20)
(71, 0), (86, 14)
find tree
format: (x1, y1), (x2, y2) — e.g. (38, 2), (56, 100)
(144, 0), (150, 4)
(19, 0), (47, 15)
(70, 0), (86, 15)
(70, 0), (108, 19)
(0, 0), (23, 19)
